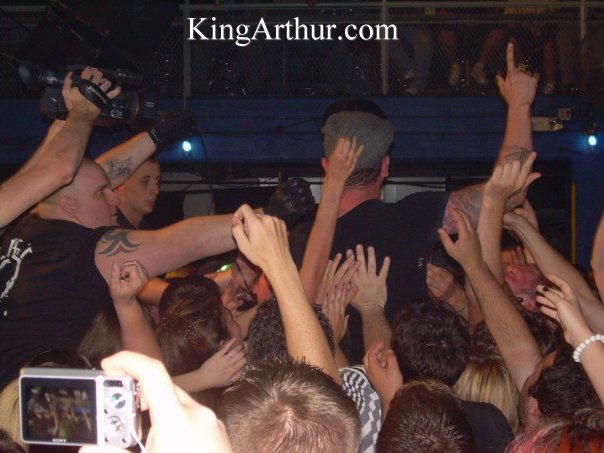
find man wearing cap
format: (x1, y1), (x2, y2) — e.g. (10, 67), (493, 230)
(288, 43), (539, 363)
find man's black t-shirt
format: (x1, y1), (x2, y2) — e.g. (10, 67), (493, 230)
(288, 191), (450, 363)
(116, 209), (151, 230)
(0, 214), (113, 388)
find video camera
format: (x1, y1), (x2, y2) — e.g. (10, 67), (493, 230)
(19, 367), (141, 448)
(18, 61), (157, 127)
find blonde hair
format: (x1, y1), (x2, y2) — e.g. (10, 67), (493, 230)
(454, 352), (520, 433)
(0, 378), (28, 452)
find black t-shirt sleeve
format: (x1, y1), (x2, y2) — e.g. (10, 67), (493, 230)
(72, 226), (115, 302)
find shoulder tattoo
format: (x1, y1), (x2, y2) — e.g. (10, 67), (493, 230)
(97, 229), (141, 257)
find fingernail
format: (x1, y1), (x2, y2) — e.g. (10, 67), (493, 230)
(542, 286), (549, 292)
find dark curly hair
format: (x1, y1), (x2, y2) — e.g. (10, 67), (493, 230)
(247, 297), (336, 366)
(529, 345), (600, 421)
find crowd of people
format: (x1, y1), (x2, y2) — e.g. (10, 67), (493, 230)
(0, 42), (603, 453)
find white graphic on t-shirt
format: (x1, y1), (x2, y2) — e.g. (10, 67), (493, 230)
(0, 238), (33, 299)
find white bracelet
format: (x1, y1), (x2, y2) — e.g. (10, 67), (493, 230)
(573, 334), (604, 363)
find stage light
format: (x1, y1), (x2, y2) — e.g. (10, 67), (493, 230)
(583, 121), (599, 151)
(181, 140), (192, 152)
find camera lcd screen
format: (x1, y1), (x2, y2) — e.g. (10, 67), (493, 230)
(21, 378), (97, 445)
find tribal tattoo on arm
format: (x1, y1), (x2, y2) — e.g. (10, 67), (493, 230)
(104, 157), (133, 186)
(97, 229), (141, 257)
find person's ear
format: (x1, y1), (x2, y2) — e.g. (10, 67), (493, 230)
(58, 196), (76, 218)
(321, 156), (329, 173)
(528, 395), (541, 419)
(381, 155), (390, 178)
(113, 186), (125, 203)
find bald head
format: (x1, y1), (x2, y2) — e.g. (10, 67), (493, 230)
(38, 159), (118, 228)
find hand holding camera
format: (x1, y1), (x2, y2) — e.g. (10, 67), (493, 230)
(62, 68), (121, 121)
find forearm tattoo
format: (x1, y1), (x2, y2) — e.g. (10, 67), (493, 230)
(497, 146), (532, 166)
(97, 229), (141, 257)
(105, 157), (133, 183)
(443, 184), (484, 233)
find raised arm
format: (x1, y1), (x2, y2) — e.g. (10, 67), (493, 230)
(95, 112), (196, 188)
(538, 274), (604, 405)
(478, 152), (539, 284)
(232, 205), (340, 383)
(0, 69), (118, 228)
(443, 42), (539, 232)
(591, 211), (604, 298)
(95, 214), (236, 283)
(109, 260), (163, 361)
(299, 136), (363, 302)
(439, 209), (542, 392)
(504, 210), (604, 333)
(350, 245), (392, 350)
(95, 133), (157, 189)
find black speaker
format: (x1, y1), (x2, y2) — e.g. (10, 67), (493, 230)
(19, 0), (179, 70)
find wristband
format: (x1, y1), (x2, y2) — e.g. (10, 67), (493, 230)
(573, 334), (604, 363)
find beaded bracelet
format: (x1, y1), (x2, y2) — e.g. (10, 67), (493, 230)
(573, 334), (604, 363)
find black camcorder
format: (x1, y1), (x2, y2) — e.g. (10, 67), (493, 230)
(19, 61), (157, 127)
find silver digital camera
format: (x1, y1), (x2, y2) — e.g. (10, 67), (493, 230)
(19, 367), (141, 448)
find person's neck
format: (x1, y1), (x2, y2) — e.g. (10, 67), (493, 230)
(119, 205), (142, 229)
(338, 184), (381, 217)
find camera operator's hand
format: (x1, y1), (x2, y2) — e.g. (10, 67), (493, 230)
(264, 177), (315, 230)
(79, 351), (234, 453)
(62, 68), (121, 120)
(148, 111), (197, 150)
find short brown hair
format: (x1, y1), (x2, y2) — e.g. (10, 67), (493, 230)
(377, 380), (475, 453)
(220, 357), (360, 453)
(344, 163), (382, 188)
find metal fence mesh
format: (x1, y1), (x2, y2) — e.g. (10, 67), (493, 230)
(0, 3), (602, 99)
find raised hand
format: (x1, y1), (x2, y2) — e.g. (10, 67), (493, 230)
(315, 253), (358, 306)
(350, 245), (390, 312)
(426, 263), (467, 311)
(326, 136), (364, 185)
(438, 210), (482, 270)
(496, 42), (539, 109)
(110, 260), (149, 306)
(232, 204), (291, 273)
(63, 67), (121, 118)
(321, 282), (353, 343)
(363, 341), (403, 416)
(80, 351), (234, 453)
(484, 151), (540, 207)
(537, 274), (594, 349)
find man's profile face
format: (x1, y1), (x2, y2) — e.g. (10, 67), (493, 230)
(116, 161), (161, 218)
(70, 162), (118, 229)
(504, 263), (542, 311)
